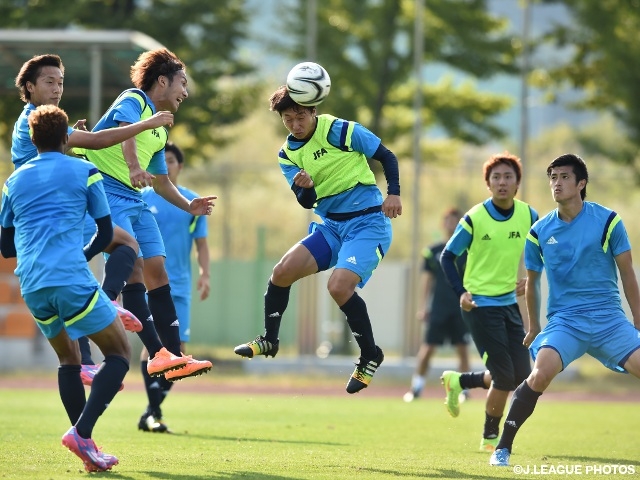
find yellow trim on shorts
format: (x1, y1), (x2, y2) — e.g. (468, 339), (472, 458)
(34, 314), (59, 325)
(64, 289), (100, 327)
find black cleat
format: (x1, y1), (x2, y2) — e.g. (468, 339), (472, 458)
(138, 413), (172, 433)
(346, 346), (384, 394)
(234, 335), (279, 358)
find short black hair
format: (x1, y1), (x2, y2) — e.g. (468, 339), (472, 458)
(547, 153), (589, 200)
(165, 141), (184, 164)
(269, 85), (315, 114)
(15, 54), (64, 102)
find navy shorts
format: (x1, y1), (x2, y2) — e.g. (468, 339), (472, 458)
(462, 304), (531, 391)
(425, 310), (469, 346)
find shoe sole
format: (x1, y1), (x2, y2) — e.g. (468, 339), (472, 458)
(138, 424), (171, 433)
(346, 378), (368, 394)
(346, 347), (384, 394)
(234, 347), (278, 358)
(62, 437), (108, 472)
(165, 364), (212, 382)
(147, 358), (189, 377)
(83, 461), (112, 473)
(85, 457), (118, 471)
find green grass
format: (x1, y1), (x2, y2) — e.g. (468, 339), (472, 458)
(0, 385), (638, 479)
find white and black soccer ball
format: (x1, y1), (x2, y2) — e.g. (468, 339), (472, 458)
(286, 62), (331, 107)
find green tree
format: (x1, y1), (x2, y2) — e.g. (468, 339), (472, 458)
(0, 0), (262, 163)
(534, 1), (640, 179)
(272, 0), (520, 159)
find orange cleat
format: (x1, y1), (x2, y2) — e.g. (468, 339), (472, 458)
(164, 354), (212, 382)
(146, 347), (189, 377)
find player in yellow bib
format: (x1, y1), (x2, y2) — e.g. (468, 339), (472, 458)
(234, 84), (402, 394)
(439, 152), (538, 452)
(78, 50), (216, 430)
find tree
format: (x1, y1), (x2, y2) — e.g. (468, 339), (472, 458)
(534, 1), (640, 179)
(0, 0), (263, 163)
(271, 0), (520, 159)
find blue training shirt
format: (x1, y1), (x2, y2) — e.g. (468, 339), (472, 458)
(525, 201), (631, 317)
(11, 103), (76, 168)
(0, 153), (110, 294)
(141, 185), (207, 298)
(278, 118), (383, 217)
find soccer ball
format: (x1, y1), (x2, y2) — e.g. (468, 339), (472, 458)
(286, 62), (331, 107)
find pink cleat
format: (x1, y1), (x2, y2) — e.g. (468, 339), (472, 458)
(80, 364), (124, 391)
(61, 426), (112, 472)
(97, 449), (119, 469)
(111, 300), (143, 332)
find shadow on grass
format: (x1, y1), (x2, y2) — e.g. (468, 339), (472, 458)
(180, 432), (347, 446)
(543, 454), (640, 465)
(357, 467), (494, 479)
(110, 472), (305, 480)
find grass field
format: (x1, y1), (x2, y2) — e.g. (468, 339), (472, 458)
(1, 373), (639, 480)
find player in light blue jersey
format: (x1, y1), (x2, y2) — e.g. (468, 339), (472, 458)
(12, 54), (173, 382)
(0, 105), (130, 472)
(490, 153), (640, 467)
(80, 49), (215, 389)
(139, 141), (210, 432)
(234, 84), (402, 394)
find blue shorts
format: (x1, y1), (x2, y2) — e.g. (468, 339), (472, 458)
(23, 285), (117, 341)
(302, 211), (392, 288)
(107, 194), (165, 259)
(531, 308), (640, 373)
(172, 294), (191, 342)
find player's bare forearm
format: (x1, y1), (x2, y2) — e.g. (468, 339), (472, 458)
(621, 271), (640, 327)
(616, 251), (640, 328)
(524, 270), (542, 345)
(152, 174), (191, 211)
(196, 238), (210, 301)
(197, 275), (210, 301)
(68, 114), (171, 151)
(119, 131), (154, 188)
